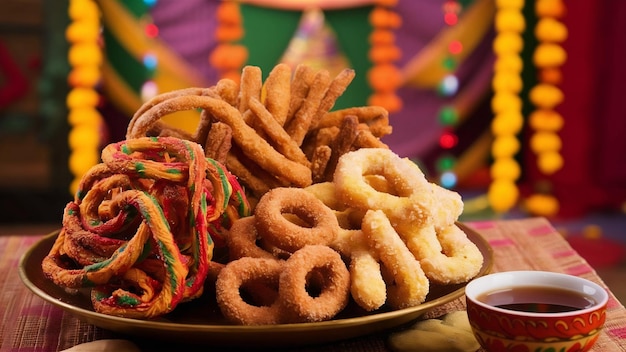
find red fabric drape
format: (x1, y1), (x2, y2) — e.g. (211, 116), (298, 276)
(525, 1), (626, 218)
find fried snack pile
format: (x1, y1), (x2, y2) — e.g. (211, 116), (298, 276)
(42, 63), (484, 326)
(41, 137), (250, 318)
(216, 187), (350, 325)
(306, 148), (484, 311)
(125, 63), (392, 201)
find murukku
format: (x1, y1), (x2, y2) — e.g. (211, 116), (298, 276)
(42, 136), (250, 318)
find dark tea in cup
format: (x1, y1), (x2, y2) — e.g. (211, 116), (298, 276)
(476, 286), (597, 313)
(465, 271), (609, 352)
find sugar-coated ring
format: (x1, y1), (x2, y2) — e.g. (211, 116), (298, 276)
(279, 245), (350, 323)
(215, 257), (284, 325)
(333, 148), (432, 224)
(226, 216), (275, 260)
(254, 187), (340, 252)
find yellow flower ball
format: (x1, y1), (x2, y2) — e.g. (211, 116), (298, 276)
(535, 0), (566, 18)
(494, 54), (523, 73)
(533, 43), (567, 68)
(492, 71), (523, 93)
(69, 0), (100, 21)
(535, 18), (568, 43)
(493, 32), (523, 55)
(537, 151), (564, 174)
(68, 65), (101, 88)
(524, 193), (559, 217)
(495, 9), (526, 33)
(66, 87), (100, 109)
(492, 135), (521, 158)
(488, 179), (519, 213)
(539, 67), (562, 85)
(491, 110), (524, 135)
(496, 0), (524, 10)
(68, 107), (102, 126)
(69, 147), (100, 178)
(529, 84), (564, 109)
(490, 157), (521, 181)
(530, 131), (562, 153)
(68, 42), (103, 67)
(529, 109), (564, 131)
(491, 92), (522, 114)
(65, 19), (100, 43)
(69, 124), (101, 150)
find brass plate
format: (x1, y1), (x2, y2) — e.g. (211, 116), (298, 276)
(19, 222), (492, 348)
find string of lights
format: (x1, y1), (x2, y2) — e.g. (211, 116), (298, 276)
(435, 0), (463, 189)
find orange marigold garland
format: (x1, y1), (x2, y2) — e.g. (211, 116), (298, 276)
(524, 0), (567, 216)
(209, 1), (248, 84)
(367, 0), (402, 113)
(66, 0), (104, 195)
(488, 0), (525, 213)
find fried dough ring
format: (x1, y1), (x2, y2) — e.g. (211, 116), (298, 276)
(226, 216), (275, 260)
(215, 257), (285, 325)
(127, 87), (209, 139)
(279, 245), (350, 323)
(254, 187), (340, 252)
(334, 148), (433, 224)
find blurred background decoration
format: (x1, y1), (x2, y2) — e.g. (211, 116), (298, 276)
(0, 0), (624, 228)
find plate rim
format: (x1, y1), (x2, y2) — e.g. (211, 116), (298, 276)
(18, 222), (493, 346)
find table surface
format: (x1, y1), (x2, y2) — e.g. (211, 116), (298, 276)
(1, 217), (625, 352)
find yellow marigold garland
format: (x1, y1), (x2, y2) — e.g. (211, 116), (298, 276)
(525, 0), (567, 216)
(66, 0), (104, 195)
(367, 0), (402, 113)
(488, 0), (525, 213)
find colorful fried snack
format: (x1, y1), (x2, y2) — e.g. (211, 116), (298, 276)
(41, 137), (250, 318)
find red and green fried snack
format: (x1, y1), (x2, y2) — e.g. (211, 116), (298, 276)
(41, 136), (250, 318)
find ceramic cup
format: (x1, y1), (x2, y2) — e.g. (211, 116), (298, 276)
(465, 270), (608, 352)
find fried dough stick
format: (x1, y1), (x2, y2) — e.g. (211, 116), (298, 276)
(127, 95), (312, 188)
